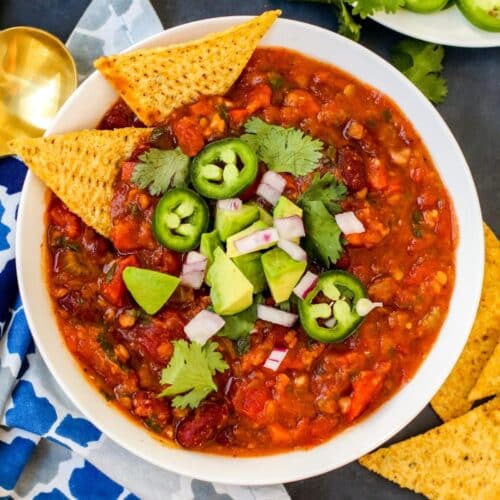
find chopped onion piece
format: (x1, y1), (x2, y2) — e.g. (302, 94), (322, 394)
(182, 252), (207, 279)
(216, 198), (242, 212)
(184, 309), (225, 345)
(335, 211), (365, 235)
(293, 271), (319, 299)
(323, 317), (336, 328)
(263, 347), (288, 371)
(185, 251), (207, 264)
(274, 216), (305, 240)
(257, 304), (298, 327)
(256, 182), (282, 206)
(234, 228), (279, 255)
(356, 298), (383, 317)
(224, 376), (234, 396)
(181, 270), (205, 290)
(262, 171), (286, 192)
(278, 239), (307, 261)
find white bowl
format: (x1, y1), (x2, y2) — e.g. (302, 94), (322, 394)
(16, 17), (484, 485)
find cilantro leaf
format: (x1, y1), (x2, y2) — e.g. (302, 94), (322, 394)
(336, 0), (361, 41)
(241, 117), (324, 176)
(131, 148), (190, 196)
(303, 200), (344, 267)
(347, 0), (405, 18)
(298, 173), (347, 214)
(218, 303), (257, 341)
(158, 340), (228, 409)
(391, 39), (448, 104)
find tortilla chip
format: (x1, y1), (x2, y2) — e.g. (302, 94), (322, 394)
(94, 11), (281, 126)
(431, 224), (500, 421)
(359, 397), (500, 500)
(469, 341), (500, 401)
(9, 128), (152, 237)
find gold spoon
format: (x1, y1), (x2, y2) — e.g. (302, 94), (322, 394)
(0, 26), (77, 156)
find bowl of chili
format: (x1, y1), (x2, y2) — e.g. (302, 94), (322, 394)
(16, 16), (483, 484)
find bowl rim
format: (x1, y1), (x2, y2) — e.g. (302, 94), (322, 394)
(16, 15), (484, 485)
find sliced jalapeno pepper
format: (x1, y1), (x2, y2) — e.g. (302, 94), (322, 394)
(190, 138), (258, 199)
(153, 188), (209, 252)
(298, 270), (367, 343)
(457, 0), (500, 32)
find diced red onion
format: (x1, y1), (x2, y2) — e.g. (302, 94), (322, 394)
(293, 271), (319, 299)
(274, 216), (305, 240)
(181, 270), (205, 290)
(323, 317), (336, 328)
(224, 376), (234, 396)
(334, 211), (365, 235)
(257, 304), (298, 327)
(216, 198), (242, 212)
(184, 309), (225, 345)
(262, 171), (286, 192)
(256, 182), (282, 206)
(263, 347), (288, 371)
(234, 228), (279, 255)
(278, 239), (307, 262)
(356, 298), (383, 317)
(183, 251), (208, 272)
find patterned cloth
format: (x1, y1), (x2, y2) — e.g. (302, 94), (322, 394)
(0, 1), (289, 498)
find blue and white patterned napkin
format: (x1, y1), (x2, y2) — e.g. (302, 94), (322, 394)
(0, 1), (290, 498)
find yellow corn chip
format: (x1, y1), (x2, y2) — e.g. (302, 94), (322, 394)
(360, 397), (500, 500)
(469, 341), (500, 401)
(9, 128), (152, 238)
(94, 11), (281, 126)
(431, 224), (500, 421)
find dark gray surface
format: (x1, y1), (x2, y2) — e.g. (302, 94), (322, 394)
(1, 1), (499, 498)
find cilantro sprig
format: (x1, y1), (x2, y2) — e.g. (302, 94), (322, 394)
(299, 173), (347, 267)
(158, 340), (228, 409)
(391, 39), (448, 104)
(131, 147), (189, 196)
(241, 117), (324, 176)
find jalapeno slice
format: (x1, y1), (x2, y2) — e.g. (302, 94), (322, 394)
(153, 188), (209, 252)
(190, 138), (258, 199)
(457, 0), (500, 32)
(298, 270), (367, 343)
(404, 0), (448, 13)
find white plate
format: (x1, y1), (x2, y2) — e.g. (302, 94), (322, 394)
(16, 16), (484, 485)
(372, 6), (500, 47)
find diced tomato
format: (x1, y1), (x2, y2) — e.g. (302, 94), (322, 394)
(49, 203), (82, 239)
(100, 255), (139, 307)
(176, 402), (229, 448)
(246, 84), (272, 114)
(232, 380), (271, 422)
(120, 161), (137, 182)
(229, 108), (250, 128)
(404, 257), (440, 286)
(111, 219), (155, 252)
(283, 89), (321, 116)
(345, 362), (391, 422)
(172, 116), (205, 157)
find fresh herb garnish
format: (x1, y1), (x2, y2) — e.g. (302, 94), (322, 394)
(104, 262), (117, 283)
(298, 173), (347, 214)
(158, 340), (228, 409)
(303, 200), (344, 267)
(55, 237), (80, 252)
(268, 72), (285, 91)
(348, 0), (405, 18)
(241, 117), (324, 176)
(97, 331), (115, 359)
(336, 0), (361, 41)
(131, 147), (190, 196)
(144, 417), (162, 433)
(218, 303), (257, 341)
(391, 39), (448, 104)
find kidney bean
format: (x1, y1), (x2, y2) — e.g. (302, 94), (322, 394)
(337, 146), (367, 191)
(175, 402), (229, 448)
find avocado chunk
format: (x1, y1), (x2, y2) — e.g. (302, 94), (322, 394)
(122, 266), (180, 315)
(226, 220), (272, 258)
(208, 247), (253, 315)
(273, 196), (303, 219)
(215, 203), (259, 241)
(261, 247), (307, 304)
(248, 201), (274, 226)
(273, 197), (303, 243)
(199, 230), (222, 285)
(233, 252), (266, 294)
